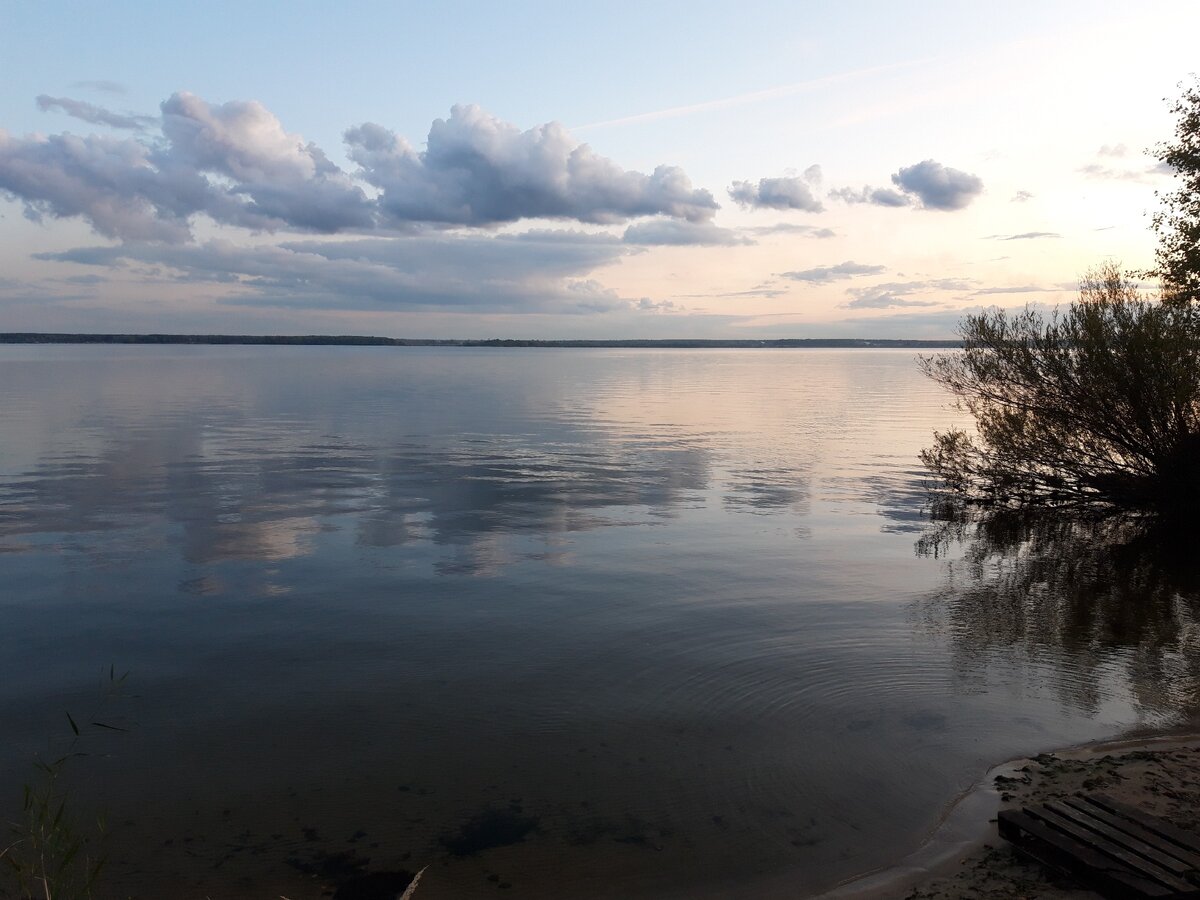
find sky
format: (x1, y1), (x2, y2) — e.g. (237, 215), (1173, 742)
(1, 0), (1197, 339)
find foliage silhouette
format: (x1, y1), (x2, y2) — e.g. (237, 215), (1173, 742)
(1153, 77), (1200, 305)
(920, 263), (1200, 512)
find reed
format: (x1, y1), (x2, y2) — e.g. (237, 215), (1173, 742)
(2, 667), (130, 900)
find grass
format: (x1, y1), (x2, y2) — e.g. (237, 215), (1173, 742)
(2, 667), (131, 900)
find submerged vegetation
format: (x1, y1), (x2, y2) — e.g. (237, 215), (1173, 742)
(2, 668), (129, 900)
(922, 80), (1200, 515)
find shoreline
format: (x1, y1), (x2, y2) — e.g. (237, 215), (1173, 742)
(816, 727), (1200, 899)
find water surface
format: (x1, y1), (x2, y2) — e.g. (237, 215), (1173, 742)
(1, 346), (1196, 898)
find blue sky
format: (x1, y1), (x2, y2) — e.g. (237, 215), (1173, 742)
(1, 1), (1196, 337)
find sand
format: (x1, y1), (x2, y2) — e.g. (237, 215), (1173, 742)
(820, 735), (1200, 899)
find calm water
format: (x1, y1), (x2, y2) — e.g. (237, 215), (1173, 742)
(1, 346), (1197, 899)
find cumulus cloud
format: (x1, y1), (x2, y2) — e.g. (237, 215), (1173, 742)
(890, 160), (983, 211)
(159, 92), (375, 233)
(2, 93), (372, 240)
(831, 162), (982, 211)
(0, 129), (202, 241)
(728, 175), (824, 212)
(345, 104), (717, 227)
(1, 93), (716, 242)
(36, 95), (154, 130)
(828, 185), (910, 208)
(622, 219), (749, 246)
(1011, 190), (1034, 202)
(779, 261), (885, 284)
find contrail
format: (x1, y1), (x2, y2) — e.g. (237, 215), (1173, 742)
(571, 57), (933, 132)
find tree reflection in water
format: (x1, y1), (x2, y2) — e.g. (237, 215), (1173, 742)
(915, 509), (1200, 723)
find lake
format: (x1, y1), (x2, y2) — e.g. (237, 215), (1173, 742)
(1, 346), (1197, 899)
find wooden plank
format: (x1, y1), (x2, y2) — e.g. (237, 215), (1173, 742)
(1023, 805), (1199, 894)
(999, 809), (1177, 898)
(1060, 796), (1200, 873)
(1047, 799), (1199, 876)
(1087, 794), (1200, 858)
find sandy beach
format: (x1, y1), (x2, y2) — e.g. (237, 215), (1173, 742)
(821, 733), (1200, 899)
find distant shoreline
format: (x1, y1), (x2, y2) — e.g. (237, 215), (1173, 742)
(0, 333), (962, 349)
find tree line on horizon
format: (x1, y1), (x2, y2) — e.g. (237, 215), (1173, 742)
(0, 333), (963, 349)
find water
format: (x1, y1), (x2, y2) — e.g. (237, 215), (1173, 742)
(1, 346), (1196, 899)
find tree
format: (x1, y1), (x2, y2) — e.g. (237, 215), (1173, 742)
(920, 263), (1200, 513)
(1153, 77), (1200, 304)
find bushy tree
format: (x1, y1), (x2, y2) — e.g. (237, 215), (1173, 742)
(920, 264), (1200, 513)
(1153, 77), (1200, 304)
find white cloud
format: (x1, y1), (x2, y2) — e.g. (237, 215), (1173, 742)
(728, 173), (824, 212)
(890, 160), (983, 211)
(346, 104), (718, 227)
(829, 185), (910, 207)
(1, 94), (717, 242)
(830, 160), (983, 211)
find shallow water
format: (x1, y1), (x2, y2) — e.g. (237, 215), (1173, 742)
(1, 346), (1196, 898)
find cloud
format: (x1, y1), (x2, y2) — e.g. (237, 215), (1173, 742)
(890, 160), (983, 211)
(160, 92), (375, 233)
(36, 95), (155, 131)
(844, 292), (941, 309)
(828, 185), (910, 207)
(1011, 190), (1034, 202)
(779, 260), (885, 284)
(985, 231), (1061, 240)
(2, 93), (372, 240)
(1, 93), (716, 242)
(36, 229), (638, 314)
(744, 223), (836, 238)
(346, 104), (717, 227)
(623, 219), (749, 246)
(969, 284), (1069, 296)
(1079, 160), (1171, 182)
(677, 285), (788, 300)
(1079, 144), (1173, 183)
(728, 174), (824, 212)
(843, 277), (973, 309)
(636, 297), (684, 311)
(0, 129), (202, 241)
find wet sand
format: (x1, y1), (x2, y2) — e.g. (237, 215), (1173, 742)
(820, 733), (1200, 899)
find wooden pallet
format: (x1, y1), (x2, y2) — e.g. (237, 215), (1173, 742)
(999, 793), (1200, 898)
